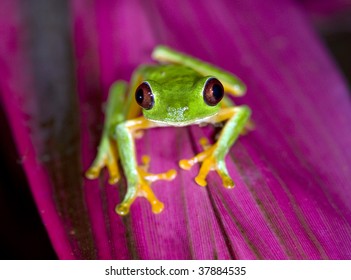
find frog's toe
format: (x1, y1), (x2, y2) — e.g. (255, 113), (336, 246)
(218, 168), (235, 188)
(115, 185), (164, 216)
(195, 176), (207, 187)
(194, 155), (214, 187)
(195, 156), (235, 188)
(214, 158), (233, 188)
(179, 137), (216, 171)
(179, 140), (235, 188)
(86, 138), (120, 184)
(150, 200), (164, 214)
(115, 203), (131, 216)
(115, 179), (166, 216)
(140, 155), (177, 182)
(85, 166), (101, 179)
(115, 156), (176, 215)
(108, 173), (120, 184)
(179, 159), (194, 170)
(144, 169), (176, 181)
(106, 156), (120, 184)
(85, 155), (106, 179)
(86, 155), (120, 184)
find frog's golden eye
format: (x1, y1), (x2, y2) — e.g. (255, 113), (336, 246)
(203, 78), (224, 106)
(135, 82), (154, 110)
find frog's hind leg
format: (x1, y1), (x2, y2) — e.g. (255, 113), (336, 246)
(152, 45), (246, 96)
(85, 81), (128, 184)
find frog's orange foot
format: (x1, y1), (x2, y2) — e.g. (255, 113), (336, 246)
(85, 138), (120, 184)
(116, 155), (177, 216)
(179, 137), (234, 188)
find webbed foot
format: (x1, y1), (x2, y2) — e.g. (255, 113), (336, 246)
(179, 137), (234, 188)
(116, 156), (177, 215)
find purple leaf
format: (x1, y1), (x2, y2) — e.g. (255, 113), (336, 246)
(0, 0), (351, 259)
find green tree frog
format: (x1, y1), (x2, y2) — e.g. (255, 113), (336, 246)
(86, 46), (251, 215)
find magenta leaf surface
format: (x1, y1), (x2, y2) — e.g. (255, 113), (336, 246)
(0, 0), (351, 259)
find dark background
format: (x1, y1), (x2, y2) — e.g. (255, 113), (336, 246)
(0, 7), (350, 260)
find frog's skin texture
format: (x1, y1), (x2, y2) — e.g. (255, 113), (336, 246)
(86, 46), (251, 215)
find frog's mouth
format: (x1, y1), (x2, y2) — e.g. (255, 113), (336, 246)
(145, 113), (218, 127)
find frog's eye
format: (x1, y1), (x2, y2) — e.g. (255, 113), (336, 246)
(203, 78), (224, 106)
(135, 82), (154, 110)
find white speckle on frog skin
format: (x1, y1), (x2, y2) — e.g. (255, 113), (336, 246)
(166, 106), (189, 122)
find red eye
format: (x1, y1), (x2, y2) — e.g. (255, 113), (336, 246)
(135, 82), (154, 110)
(203, 78), (224, 106)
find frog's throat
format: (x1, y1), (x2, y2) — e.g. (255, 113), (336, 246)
(144, 113), (218, 127)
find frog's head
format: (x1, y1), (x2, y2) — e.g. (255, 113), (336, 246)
(135, 76), (224, 126)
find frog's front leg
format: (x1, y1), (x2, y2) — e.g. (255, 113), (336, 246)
(179, 106), (251, 188)
(115, 117), (177, 215)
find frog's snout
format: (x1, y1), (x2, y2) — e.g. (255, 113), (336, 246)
(166, 106), (189, 122)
